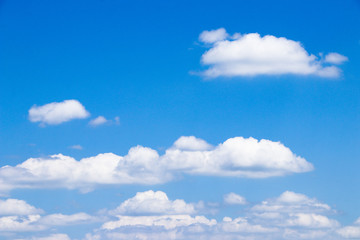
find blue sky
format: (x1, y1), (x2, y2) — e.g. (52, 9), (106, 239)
(0, 0), (360, 239)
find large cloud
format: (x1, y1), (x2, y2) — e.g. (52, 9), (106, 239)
(90, 191), (342, 240)
(198, 28), (347, 78)
(28, 99), (90, 125)
(0, 136), (313, 194)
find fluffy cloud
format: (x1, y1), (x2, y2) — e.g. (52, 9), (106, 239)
(0, 136), (313, 194)
(0, 199), (43, 216)
(163, 137), (313, 178)
(2, 190), (345, 240)
(223, 193), (247, 205)
(28, 100), (89, 125)
(0, 212), (94, 233)
(93, 191), (341, 240)
(251, 191), (331, 214)
(89, 116), (108, 126)
(0, 215), (43, 232)
(110, 190), (196, 215)
(337, 218), (360, 238)
(198, 28), (347, 78)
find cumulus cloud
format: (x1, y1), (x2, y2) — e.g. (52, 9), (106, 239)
(93, 191), (342, 240)
(198, 28), (347, 78)
(89, 116), (108, 126)
(0, 199), (43, 216)
(0, 136), (313, 194)
(223, 193), (247, 205)
(110, 190), (196, 215)
(28, 100), (89, 125)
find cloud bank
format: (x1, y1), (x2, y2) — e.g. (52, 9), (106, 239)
(198, 28), (347, 78)
(28, 100), (89, 125)
(0, 136), (313, 194)
(86, 190), (343, 240)
(2, 191), (358, 240)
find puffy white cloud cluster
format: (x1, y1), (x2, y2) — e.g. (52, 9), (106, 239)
(85, 190), (345, 240)
(28, 100), (90, 125)
(337, 217), (360, 238)
(3, 191), (359, 240)
(198, 28), (347, 78)
(0, 136), (313, 194)
(0, 199), (43, 216)
(0, 199), (94, 233)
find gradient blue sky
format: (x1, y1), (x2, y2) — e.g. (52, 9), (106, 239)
(0, 0), (360, 239)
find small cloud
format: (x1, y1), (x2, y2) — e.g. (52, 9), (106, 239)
(69, 145), (83, 150)
(224, 193), (247, 205)
(324, 52), (348, 64)
(89, 116), (108, 127)
(28, 100), (90, 126)
(199, 28), (229, 44)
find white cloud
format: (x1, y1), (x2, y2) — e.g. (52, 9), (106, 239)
(224, 193), (247, 205)
(221, 216), (276, 233)
(89, 116), (108, 126)
(110, 190), (196, 215)
(84, 191), (343, 240)
(172, 136), (213, 151)
(102, 215), (217, 230)
(28, 100), (89, 125)
(199, 28), (229, 44)
(0, 136), (313, 194)
(0, 212), (95, 233)
(286, 213), (339, 228)
(251, 191), (331, 213)
(164, 137), (313, 178)
(198, 28), (347, 78)
(0, 199), (43, 216)
(16, 234), (71, 240)
(324, 52), (348, 64)
(39, 213), (94, 226)
(0, 215), (43, 232)
(337, 218), (360, 238)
